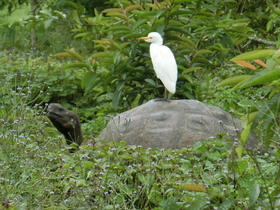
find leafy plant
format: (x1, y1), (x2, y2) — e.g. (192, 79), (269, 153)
(0, 52), (279, 209)
(54, 0), (271, 110)
(5, 0), (280, 110)
(217, 49), (280, 151)
(0, 51), (113, 137)
(1, 1), (280, 208)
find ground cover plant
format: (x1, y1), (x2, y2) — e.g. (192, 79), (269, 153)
(0, 87), (279, 210)
(0, 0), (280, 209)
(0, 52), (279, 209)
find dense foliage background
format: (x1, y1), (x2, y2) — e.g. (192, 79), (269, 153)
(0, 0), (279, 209)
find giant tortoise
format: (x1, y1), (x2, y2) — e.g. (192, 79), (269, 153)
(99, 99), (258, 149)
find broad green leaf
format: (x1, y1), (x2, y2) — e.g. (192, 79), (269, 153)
(120, 42), (130, 48)
(227, 18), (250, 25)
(252, 95), (280, 128)
(146, 3), (160, 10)
(238, 100), (260, 110)
(181, 67), (201, 74)
(113, 90), (122, 110)
(236, 160), (249, 173)
(9, 21), (20, 27)
(229, 26), (253, 32)
(170, 10), (193, 17)
(73, 32), (92, 38)
(166, 26), (191, 36)
(53, 52), (73, 58)
(65, 1), (79, 9)
(23, 15), (37, 21)
(267, 19), (273, 31)
(173, 0), (189, 3)
(111, 41), (122, 51)
(236, 123), (252, 159)
(219, 199), (234, 210)
(106, 12), (129, 21)
(156, 9), (166, 18)
(64, 49), (84, 62)
(181, 74), (193, 83)
(64, 62), (91, 69)
(179, 37), (197, 50)
(104, 74), (117, 86)
(113, 30), (133, 36)
(26, 21), (38, 29)
(231, 50), (276, 61)
(81, 160), (94, 168)
(239, 69), (280, 89)
(221, 34), (234, 51)
(72, 10), (82, 24)
(39, 10), (52, 16)
(266, 57), (276, 70)
(119, 154), (132, 159)
(81, 71), (98, 93)
(122, 33), (143, 39)
(117, 80), (126, 91)
(187, 197), (207, 210)
(44, 19), (52, 29)
(231, 79), (251, 91)
(240, 122), (252, 144)
(237, 174), (254, 188)
(216, 75), (251, 87)
(53, 10), (66, 19)
(132, 19), (147, 31)
(191, 57), (211, 64)
(91, 52), (112, 58)
(269, 87), (279, 98)
(197, 11), (214, 17)
(132, 10), (157, 17)
(139, 155), (150, 162)
(168, 20), (185, 27)
(106, 25), (131, 32)
(241, 111), (259, 127)
(92, 39), (108, 44)
(209, 43), (230, 52)
(145, 78), (156, 86)
(102, 8), (123, 13)
(113, 80), (126, 109)
(193, 50), (212, 58)
(249, 183), (260, 207)
(124, 5), (142, 13)
(159, 197), (179, 209)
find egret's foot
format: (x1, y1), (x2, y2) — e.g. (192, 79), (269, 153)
(154, 98), (170, 102)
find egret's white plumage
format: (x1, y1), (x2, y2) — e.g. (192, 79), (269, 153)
(139, 32), (177, 98)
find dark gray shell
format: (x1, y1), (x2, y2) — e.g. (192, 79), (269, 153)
(99, 100), (258, 149)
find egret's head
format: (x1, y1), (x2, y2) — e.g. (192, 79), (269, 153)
(139, 32), (163, 45)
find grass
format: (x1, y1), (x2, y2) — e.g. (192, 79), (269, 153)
(0, 52), (279, 209)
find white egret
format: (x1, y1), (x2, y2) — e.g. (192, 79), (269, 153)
(139, 32), (177, 100)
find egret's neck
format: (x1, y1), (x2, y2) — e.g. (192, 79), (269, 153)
(149, 43), (162, 56)
(150, 41), (163, 46)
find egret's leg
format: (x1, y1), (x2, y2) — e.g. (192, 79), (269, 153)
(164, 88), (168, 100)
(154, 88), (170, 101)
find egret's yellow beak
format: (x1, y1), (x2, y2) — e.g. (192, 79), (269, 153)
(138, 37), (151, 40)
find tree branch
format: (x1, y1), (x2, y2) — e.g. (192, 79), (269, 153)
(243, 35), (277, 48)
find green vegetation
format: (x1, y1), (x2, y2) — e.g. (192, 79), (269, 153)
(0, 5), (30, 24)
(0, 0), (279, 209)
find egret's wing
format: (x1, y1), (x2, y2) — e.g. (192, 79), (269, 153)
(150, 45), (177, 93)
